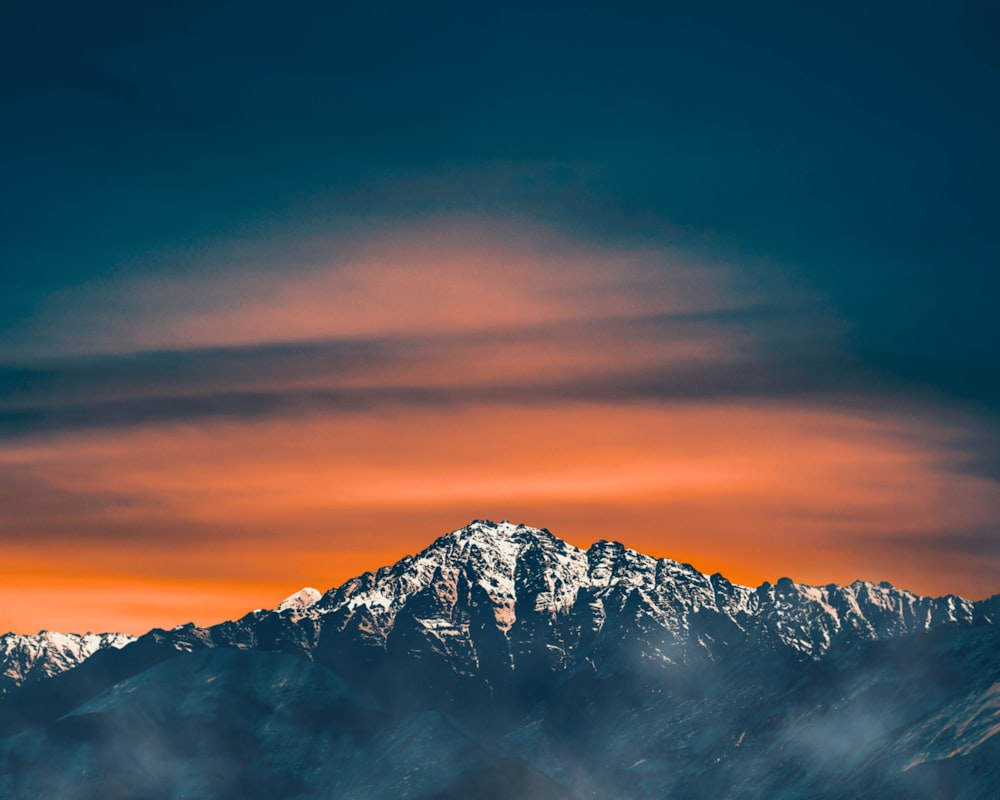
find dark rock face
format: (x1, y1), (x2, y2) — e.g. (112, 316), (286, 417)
(0, 649), (572, 800)
(1, 520), (997, 799)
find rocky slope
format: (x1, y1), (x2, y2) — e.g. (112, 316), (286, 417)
(309, 519), (992, 670)
(0, 520), (996, 798)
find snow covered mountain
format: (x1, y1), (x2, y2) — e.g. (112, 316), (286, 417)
(305, 519), (992, 672)
(4, 519), (996, 705)
(0, 630), (134, 696)
(27, 517), (983, 693)
(6, 520), (989, 692)
(1, 520), (997, 799)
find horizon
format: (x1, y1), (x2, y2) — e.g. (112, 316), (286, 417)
(2, 2), (998, 635)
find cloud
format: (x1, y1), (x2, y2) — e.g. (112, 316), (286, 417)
(4, 218), (742, 358)
(847, 527), (1000, 599)
(0, 215), (810, 439)
(910, 528), (1000, 562)
(2, 396), (999, 633)
(2, 217), (998, 634)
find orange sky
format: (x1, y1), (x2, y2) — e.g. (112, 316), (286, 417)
(3, 400), (998, 635)
(2, 220), (998, 634)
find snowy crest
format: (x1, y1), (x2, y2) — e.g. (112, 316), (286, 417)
(277, 587), (322, 612)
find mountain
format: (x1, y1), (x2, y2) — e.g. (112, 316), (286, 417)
(0, 630), (134, 697)
(308, 519), (990, 664)
(0, 520), (997, 799)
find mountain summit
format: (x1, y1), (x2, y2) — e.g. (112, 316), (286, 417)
(304, 519), (987, 669)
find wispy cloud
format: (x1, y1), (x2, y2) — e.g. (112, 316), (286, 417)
(5, 219), (741, 357)
(2, 399), (998, 633)
(1, 217), (997, 634)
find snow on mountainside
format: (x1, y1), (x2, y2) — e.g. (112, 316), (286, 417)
(0, 631), (135, 696)
(304, 520), (989, 665)
(1, 521), (997, 800)
(276, 587), (322, 612)
(3, 520), (995, 700)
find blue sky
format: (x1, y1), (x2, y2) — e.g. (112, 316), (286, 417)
(1, 1), (998, 632)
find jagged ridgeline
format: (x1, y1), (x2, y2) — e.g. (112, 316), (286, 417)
(2, 520), (998, 799)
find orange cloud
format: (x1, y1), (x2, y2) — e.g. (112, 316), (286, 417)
(15, 219), (741, 357)
(2, 402), (997, 634)
(1, 217), (996, 635)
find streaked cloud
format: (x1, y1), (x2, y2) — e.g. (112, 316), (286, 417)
(2, 399), (998, 633)
(7, 219), (741, 357)
(3, 0), (997, 641)
(0, 217), (996, 634)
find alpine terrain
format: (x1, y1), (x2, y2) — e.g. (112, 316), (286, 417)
(0, 631), (134, 698)
(1, 520), (997, 799)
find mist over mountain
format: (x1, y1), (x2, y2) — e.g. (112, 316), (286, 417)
(1, 520), (997, 799)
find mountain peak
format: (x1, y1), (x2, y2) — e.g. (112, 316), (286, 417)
(277, 587), (322, 612)
(450, 516), (583, 560)
(448, 519), (557, 544)
(302, 520), (994, 662)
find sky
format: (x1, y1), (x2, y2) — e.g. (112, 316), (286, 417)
(1, 1), (999, 634)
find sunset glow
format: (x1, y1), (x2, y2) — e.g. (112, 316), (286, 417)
(3, 4), (998, 639)
(3, 233), (997, 634)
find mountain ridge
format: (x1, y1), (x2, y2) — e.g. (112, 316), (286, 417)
(0, 630), (134, 697)
(1, 519), (997, 799)
(3, 519), (995, 695)
(304, 519), (992, 663)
